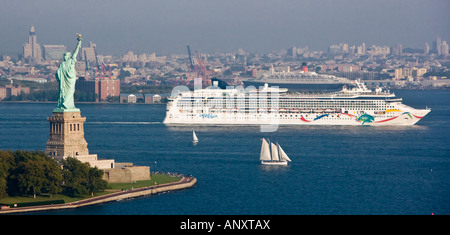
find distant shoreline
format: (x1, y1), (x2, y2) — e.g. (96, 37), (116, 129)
(1, 87), (448, 105)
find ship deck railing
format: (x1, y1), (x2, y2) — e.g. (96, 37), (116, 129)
(283, 91), (393, 99)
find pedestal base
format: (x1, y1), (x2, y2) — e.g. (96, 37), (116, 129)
(45, 111), (89, 160)
(52, 108), (81, 113)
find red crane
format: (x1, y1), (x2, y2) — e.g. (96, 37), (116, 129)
(186, 46), (211, 86)
(93, 46), (111, 80)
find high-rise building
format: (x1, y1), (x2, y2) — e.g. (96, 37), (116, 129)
(23, 26), (42, 63)
(392, 44), (403, 56)
(357, 43), (366, 55)
(394, 68), (403, 80)
(81, 41), (97, 65)
(287, 46), (297, 57)
(424, 43), (430, 54)
(122, 51), (138, 62)
(441, 41), (449, 56)
(436, 36), (442, 55)
(43, 45), (67, 61)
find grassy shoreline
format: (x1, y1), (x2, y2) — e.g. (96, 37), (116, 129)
(0, 173), (181, 207)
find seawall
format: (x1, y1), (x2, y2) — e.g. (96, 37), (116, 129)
(0, 176), (196, 214)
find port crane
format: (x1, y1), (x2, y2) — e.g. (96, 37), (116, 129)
(93, 46), (111, 80)
(83, 46), (111, 80)
(186, 45), (211, 86)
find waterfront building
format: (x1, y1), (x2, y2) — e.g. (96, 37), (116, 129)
(0, 83), (30, 100)
(144, 94), (162, 103)
(75, 77), (121, 102)
(128, 94), (137, 103)
(119, 94), (138, 103)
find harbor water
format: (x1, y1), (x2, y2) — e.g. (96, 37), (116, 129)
(0, 89), (449, 215)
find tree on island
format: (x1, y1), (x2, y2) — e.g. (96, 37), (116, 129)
(61, 157), (107, 197)
(7, 150), (62, 198)
(0, 151), (14, 199)
(0, 150), (107, 199)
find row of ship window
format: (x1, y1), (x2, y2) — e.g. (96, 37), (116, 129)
(179, 115), (360, 120)
(177, 106), (396, 111)
(178, 101), (393, 107)
(178, 114), (396, 119)
(179, 99), (390, 103)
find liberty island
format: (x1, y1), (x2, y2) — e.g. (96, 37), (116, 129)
(0, 34), (196, 214)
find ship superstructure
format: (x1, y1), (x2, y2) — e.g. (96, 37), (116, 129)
(241, 65), (352, 91)
(163, 80), (430, 126)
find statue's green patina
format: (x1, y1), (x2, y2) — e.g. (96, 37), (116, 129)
(53, 34), (82, 112)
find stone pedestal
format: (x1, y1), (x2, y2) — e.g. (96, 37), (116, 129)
(45, 111), (89, 161)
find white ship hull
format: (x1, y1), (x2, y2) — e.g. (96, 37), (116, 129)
(163, 109), (430, 126)
(163, 81), (430, 126)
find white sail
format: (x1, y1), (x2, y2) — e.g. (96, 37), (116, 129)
(193, 130), (199, 142)
(277, 144), (291, 162)
(260, 138), (271, 161)
(270, 142), (279, 161)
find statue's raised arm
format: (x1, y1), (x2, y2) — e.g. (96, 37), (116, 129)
(54, 34), (82, 112)
(71, 33), (82, 60)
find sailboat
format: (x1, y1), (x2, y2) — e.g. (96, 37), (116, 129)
(260, 138), (292, 165)
(192, 130), (199, 143)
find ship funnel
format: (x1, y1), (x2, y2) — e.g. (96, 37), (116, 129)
(301, 62), (308, 72)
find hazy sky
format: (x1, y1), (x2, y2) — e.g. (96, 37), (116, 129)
(0, 0), (449, 56)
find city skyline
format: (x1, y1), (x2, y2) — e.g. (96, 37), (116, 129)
(0, 0), (449, 56)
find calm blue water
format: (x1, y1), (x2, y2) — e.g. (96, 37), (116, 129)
(0, 89), (449, 215)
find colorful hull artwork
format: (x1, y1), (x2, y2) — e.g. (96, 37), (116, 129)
(357, 113), (375, 125)
(314, 114), (329, 121)
(297, 111), (426, 125)
(300, 116), (311, 122)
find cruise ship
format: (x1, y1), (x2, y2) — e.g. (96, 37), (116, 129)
(163, 80), (430, 126)
(241, 63), (353, 91)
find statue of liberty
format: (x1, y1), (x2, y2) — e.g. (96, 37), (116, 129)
(54, 34), (82, 112)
